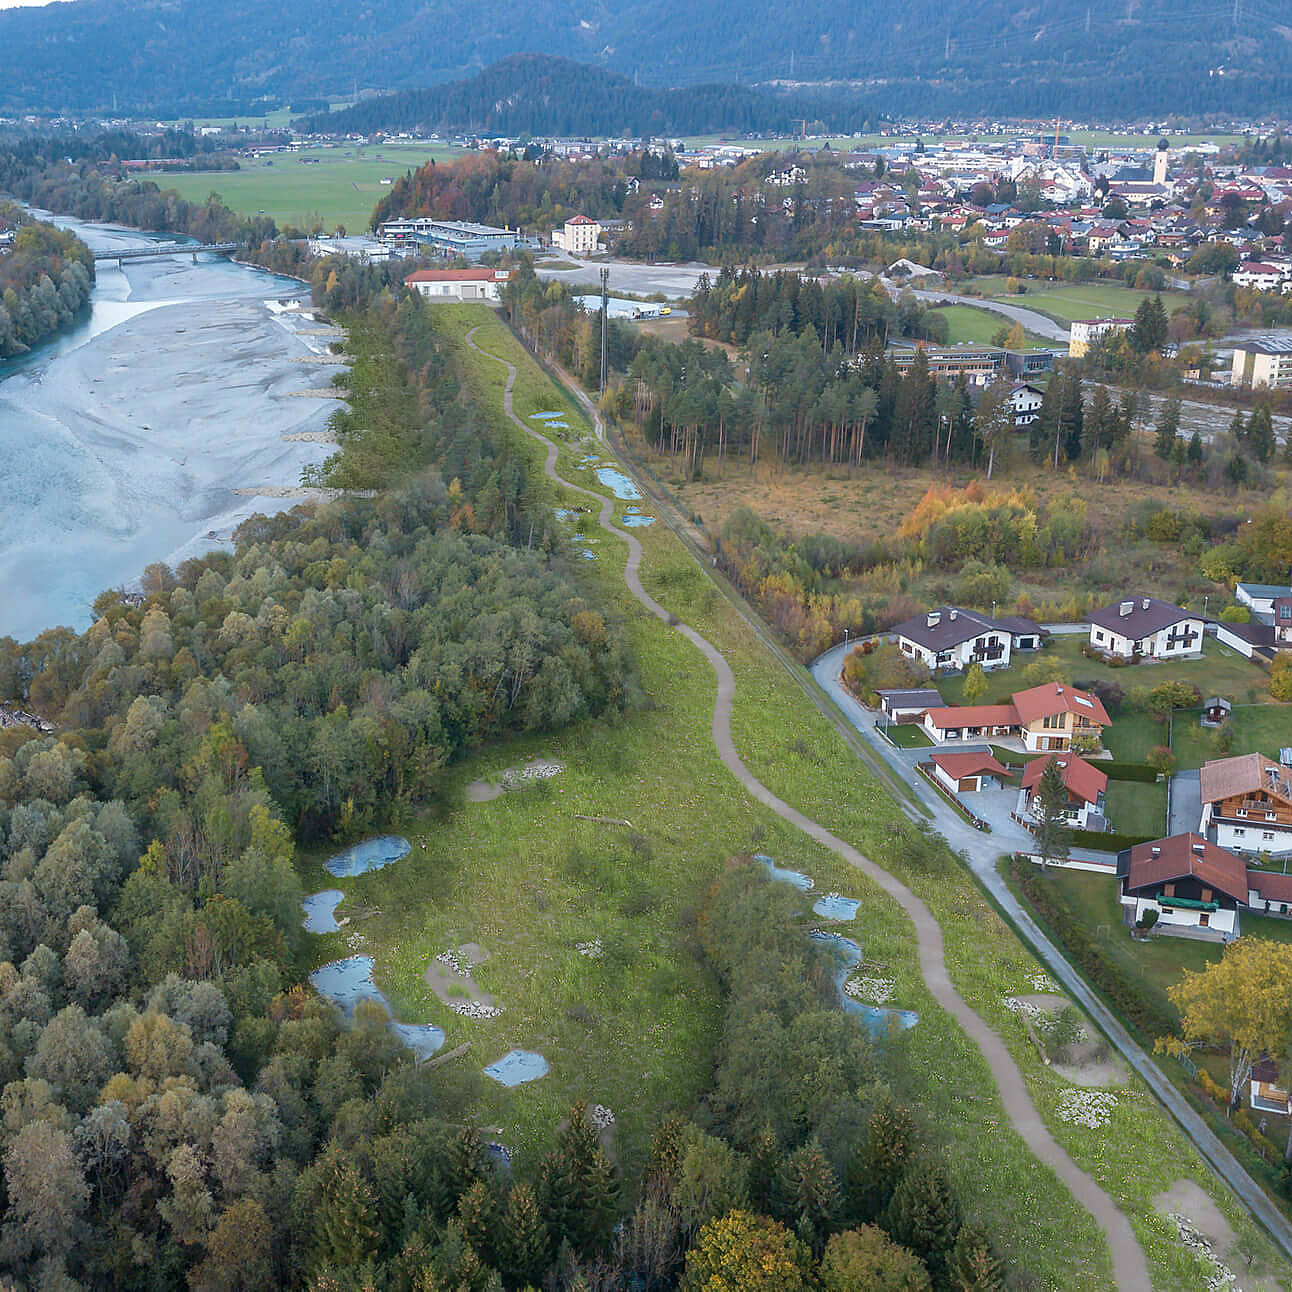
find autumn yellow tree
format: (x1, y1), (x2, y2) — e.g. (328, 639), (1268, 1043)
(1168, 939), (1292, 1109)
(681, 1210), (814, 1291)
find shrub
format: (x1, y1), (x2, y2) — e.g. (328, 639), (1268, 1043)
(1020, 655), (1071, 688)
(843, 642), (930, 706)
(1094, 760), (1159, 783)
(1197, 1070), (1228, 1106)
(1271, 655), (1292, 702)
(1067, 828), (1158, 852)
(1146, 745), (1176, 776)
(1137, 908), (1159, 931)
(1219, 605), (1251, 624)
(1147, 681), (1202, 716)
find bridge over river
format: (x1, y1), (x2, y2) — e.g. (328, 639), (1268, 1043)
(93, 242), (239, 265)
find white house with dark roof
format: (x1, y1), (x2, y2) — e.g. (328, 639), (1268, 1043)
(1086, 596), (1203, 660)
(1235, 582), (1291, 618)
(890, 606), (1033, 673)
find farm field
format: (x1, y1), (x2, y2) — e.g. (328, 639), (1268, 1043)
(151, 141), (466, 231)
(299, 302), (1289, 1286)
(929, 302), (1053, 348)
(962, 276), (1193, 324)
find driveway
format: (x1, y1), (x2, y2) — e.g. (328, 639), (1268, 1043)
(1169, 769), (1202, 838)
(809, 640), (1292, 1262)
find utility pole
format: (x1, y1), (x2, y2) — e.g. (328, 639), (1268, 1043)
(599, 266), (610, 395)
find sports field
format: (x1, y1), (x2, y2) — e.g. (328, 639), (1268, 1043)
(930, 302), (1053, 348)
(962, 276), (1193, 325)
(151, 141), (466, 232)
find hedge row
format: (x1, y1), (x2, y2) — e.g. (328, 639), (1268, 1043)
(1068, 827), (1157, 852)
(1007, 856), (1180, 1040)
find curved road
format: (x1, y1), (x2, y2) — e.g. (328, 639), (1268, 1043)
(810, 642), (1292, 1266)
(905, 286), (1072, 344)
(464, 325), (1150, 1288)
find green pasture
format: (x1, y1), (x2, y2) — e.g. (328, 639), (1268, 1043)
(151, 141), (466, 231)
(929, 302), (1052, 348)
(301, 303), (1284, 1286)
(962, 277), (1193, 325)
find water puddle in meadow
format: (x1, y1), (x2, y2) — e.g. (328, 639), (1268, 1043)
(310, 954), (445, 1060)
(813, 893), (862, 921)
(324, 835), (411, 878)
(484, 1049), (549, 1086)
(302, 889), (344, 932)
(594, 467), (641, 500)
(756, 853), (814, 890)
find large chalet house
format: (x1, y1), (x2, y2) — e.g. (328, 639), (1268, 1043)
(1117, 834), (1246, 941)
(1199, 753), (1292, 857)
(920, 682), (1110, 751)
(1020, 753), (1107, 830)
(1013, 682), (1111, 753)
(1086, 597), (1203, 661)
(891, 606), (1042, 673)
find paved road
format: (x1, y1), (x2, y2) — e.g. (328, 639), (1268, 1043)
(1169, 769), (1202, 838)
(904, 286), (1072, 344)
(810, 642), (1292, 1267)
(468, 325), (1152, 1288)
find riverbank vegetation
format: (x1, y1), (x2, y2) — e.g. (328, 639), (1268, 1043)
(0, 201), (93, 356)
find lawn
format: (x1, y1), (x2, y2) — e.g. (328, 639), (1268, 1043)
(933, 635), (1270, 763)
(304, 303), (1288, 1287)
(962, 278), (1192, 326)
(928, 303), (1052, 349)
(1104, 779), (1167, 837)
(1171, 704), (1292, 771)
(883, 721), (933, 748)
(153, 141), (466, 231)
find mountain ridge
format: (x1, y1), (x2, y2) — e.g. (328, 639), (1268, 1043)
(0, 0), (1289, 116)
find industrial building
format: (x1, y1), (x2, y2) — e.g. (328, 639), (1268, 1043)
(378, 217), (539, 260)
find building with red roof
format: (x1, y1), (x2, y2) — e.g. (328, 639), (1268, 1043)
(1021, 753), (1107, 830)
(404, 267), (507, 303)
(929, 750), (1009, 796)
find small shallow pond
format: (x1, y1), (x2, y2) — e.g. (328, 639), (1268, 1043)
(620, 512), (654, 528)
(310, 955), (446, 1060)
(302, 890), (345, 933)
(324, 835), (411, 878)
(594, 467), (641, 500)
(530, 411), (568, 422)
(484, 1049), (549, 1086)
(757, 853), (814, 891)
(813, 893), (861, 921)
(811, 931), (918, 1039)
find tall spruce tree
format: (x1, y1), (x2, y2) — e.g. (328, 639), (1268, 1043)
(881, 1162), (962, 1284)
(500, 1181), (550, 1287)
(1032, 756), (1073, 869)
(538, 1102), (618, 1257)
(1154, 398), (1181, 460)
(1247, 404), (1275, 463)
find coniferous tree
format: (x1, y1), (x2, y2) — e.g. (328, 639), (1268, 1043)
(1032, 374), (1062, 462)
(1032, 756), (1072, 869)
(847, 1098), (916, 1223)
(946, 1223), (1006, 1290)
(1130, 294), (1168, 354)
(313, 1150), (381, 1270)
(1154, 398), (1181, 461)
(1247, 404), (1275, 464)
(881, 1162), (961, 1284)
(1187, 431), (1204, 466)
(500, 1181), (549, 1287)
(538, 1102), (618, 1257)
(1058, 373), (1085, 465)
(772, 1138), (840, 1255)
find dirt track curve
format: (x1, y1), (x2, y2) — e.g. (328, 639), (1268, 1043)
(465, 324), (1151, 1289)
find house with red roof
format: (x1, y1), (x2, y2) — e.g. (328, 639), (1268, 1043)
(404, 267), (507, 303)
(1117, 834), (1247, 941)
(929, 750), (1009, 796)
(1020, 753), (1107, 830)
(1012, 682), (1110, 753)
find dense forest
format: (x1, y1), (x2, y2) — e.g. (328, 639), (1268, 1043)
(301, 56), (833, 139)
(0, 224), (1013, 1284)
(0, 0), (1287, 116)
(0, 203), (94, 357)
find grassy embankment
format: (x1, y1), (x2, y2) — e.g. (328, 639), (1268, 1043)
(303, 303), (1287, 1289)
(153, 141), (466, 231)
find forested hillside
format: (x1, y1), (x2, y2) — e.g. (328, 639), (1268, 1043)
(0, 0), (1287, 116)
(301, 56), (821, 138)
(0, 203), (94, 357)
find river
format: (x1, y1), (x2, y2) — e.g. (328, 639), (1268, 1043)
(0, 215), (339, 642)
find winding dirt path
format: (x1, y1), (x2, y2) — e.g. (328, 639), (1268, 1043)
(465, 325), (1151, 1289)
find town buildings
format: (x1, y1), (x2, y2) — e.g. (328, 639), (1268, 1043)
(404, 267), (508, 302)
(552, 214), (602, 255)
(1199, 753), (1292, 857)
(1086, 597), (1204, 661)
(1068, 317), (1133, 359)
(1231, 336), (1292, 390)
